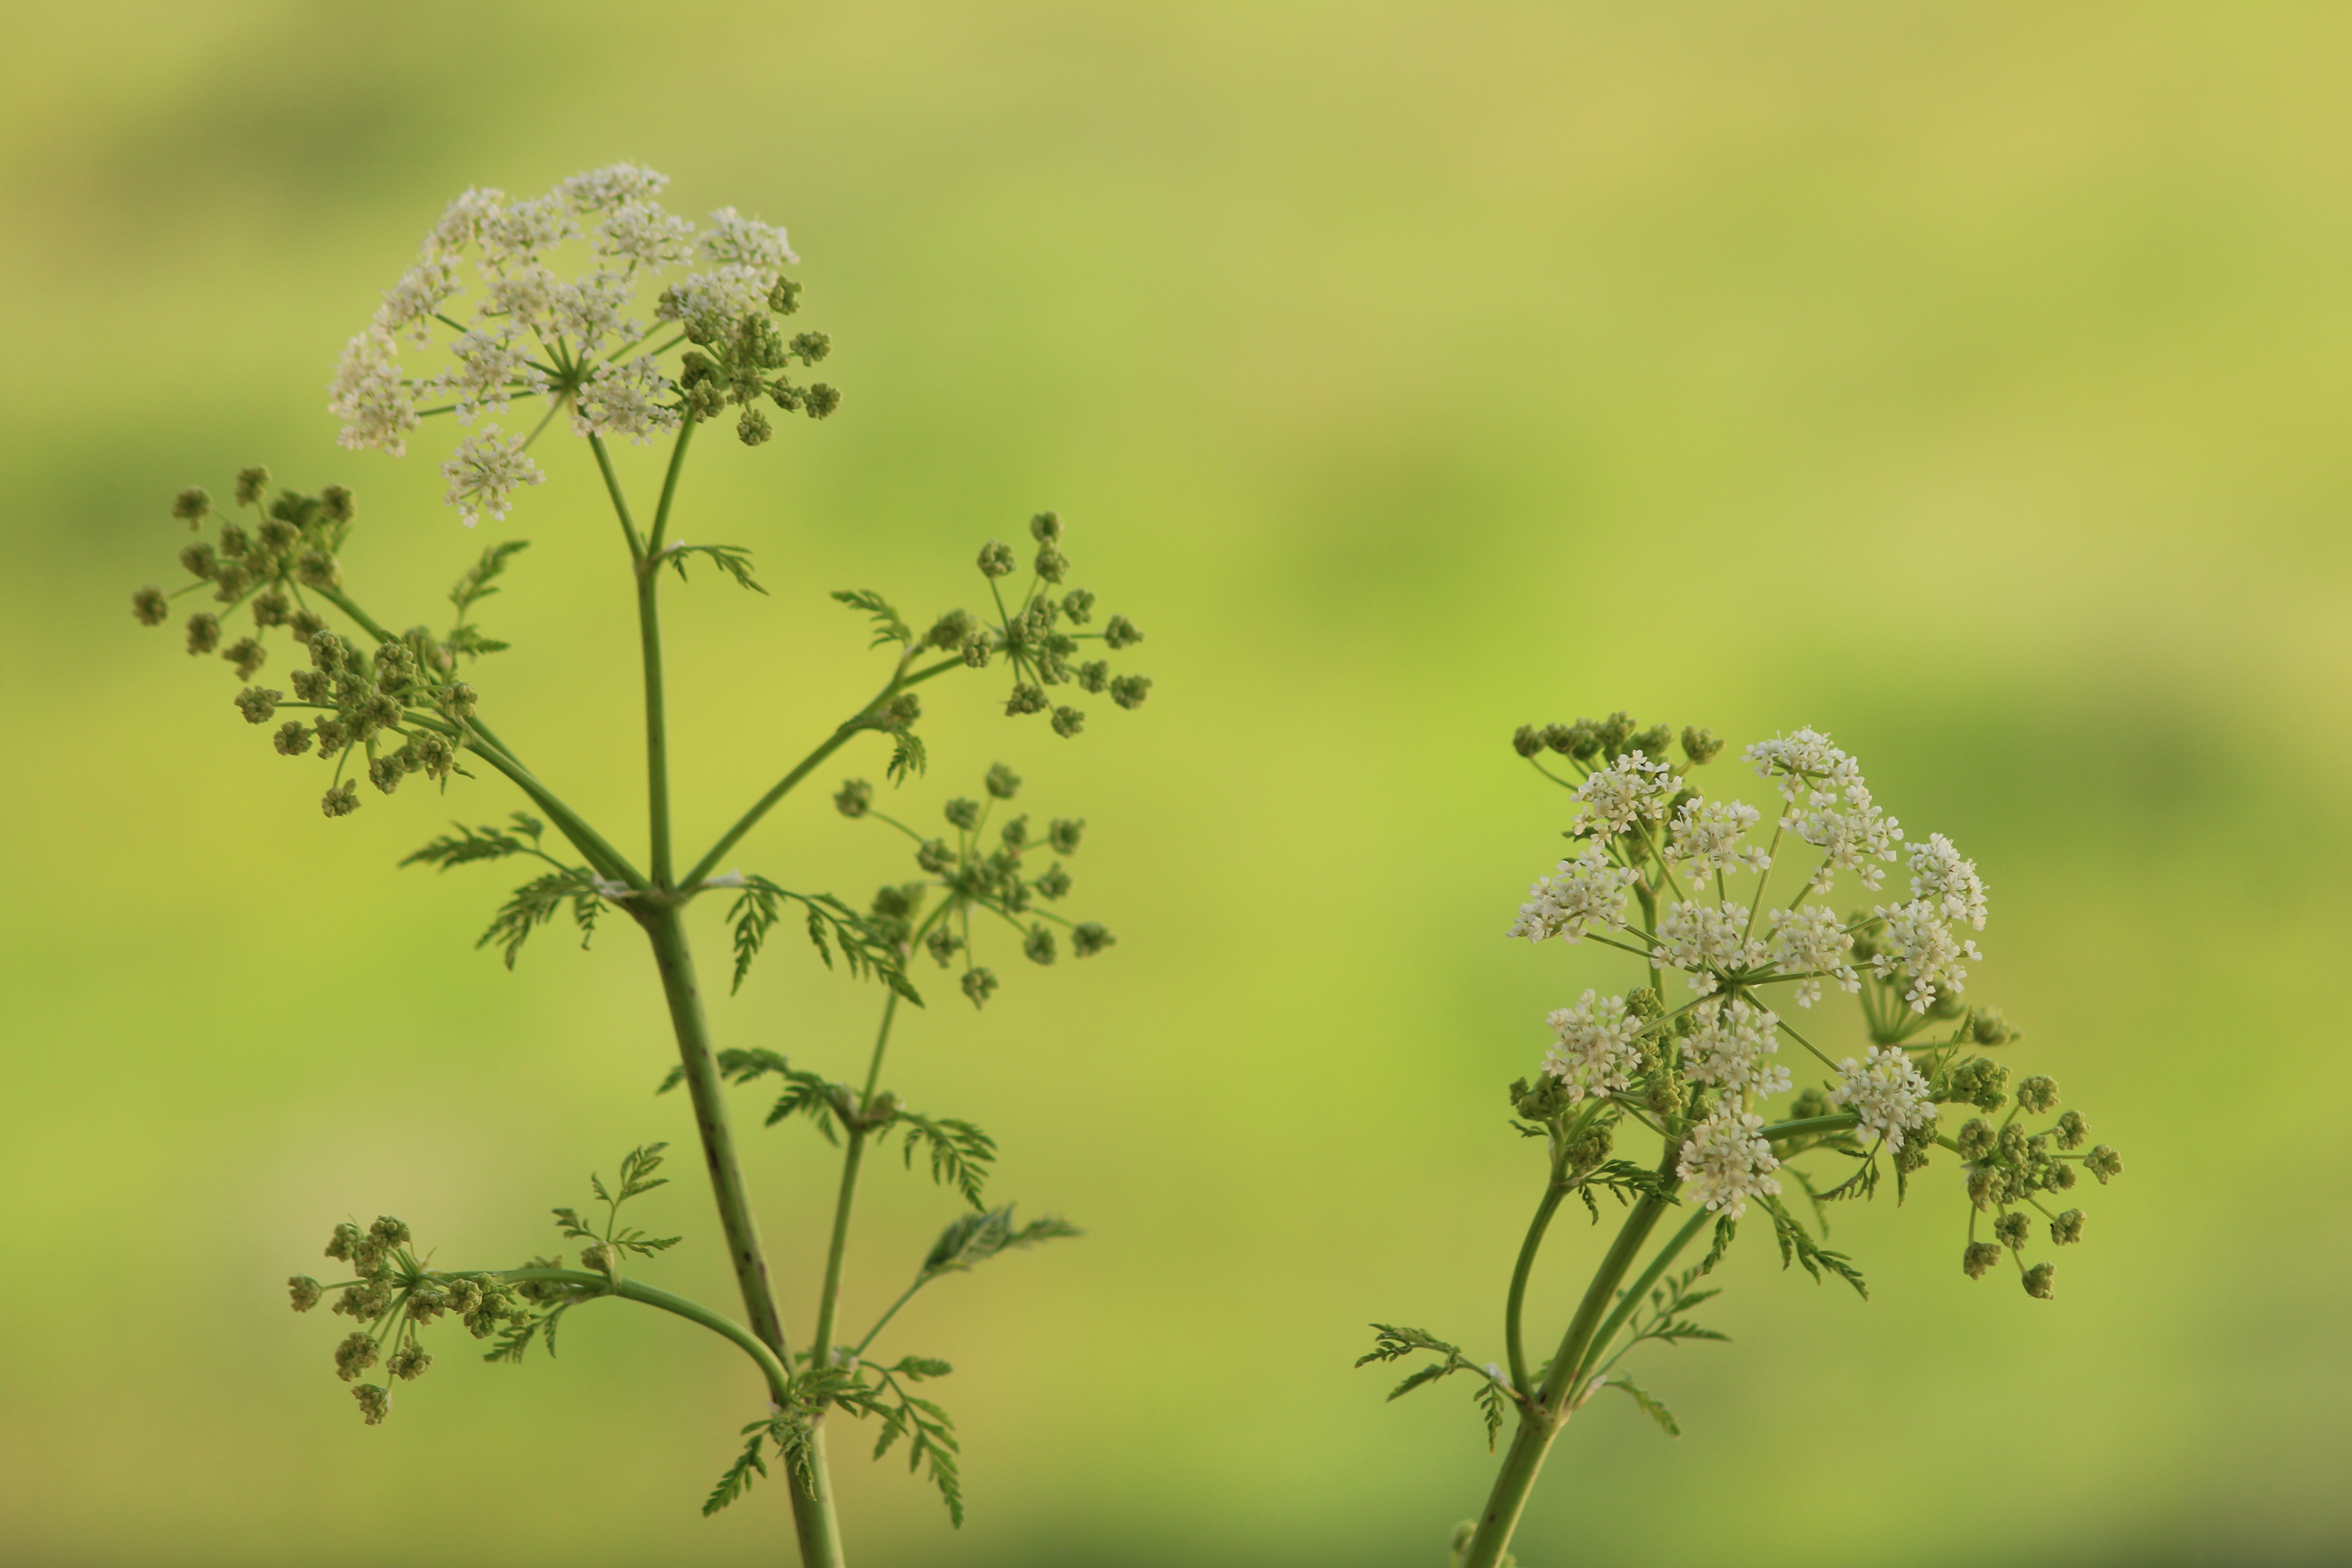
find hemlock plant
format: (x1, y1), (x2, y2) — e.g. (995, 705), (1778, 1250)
(1364, 715), (2123, 1568)
(127, 166), (1152, 1565)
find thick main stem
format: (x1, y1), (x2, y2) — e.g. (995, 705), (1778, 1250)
(643, 905), (844, 1567)
(1460, 1148), (1682, 1568)
(637, 554), (675, 889)
(614, 431), (843, 1566)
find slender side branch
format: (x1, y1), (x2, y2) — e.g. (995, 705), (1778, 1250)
(647, 416), (696, 556)
(682, 656), (965, 890)
(493, 1267), (790, 1399)
(1570, 1205), (1712, 1386)
(588, 431), (647, 563)
(1504, 1171), (1571, 1399)
(458, 736), (646, 892)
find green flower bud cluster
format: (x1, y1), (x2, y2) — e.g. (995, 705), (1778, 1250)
(1940, 1063), (2117, 1300)
(669, 274), (839, 441)
(838, 764), (1117, 1008)
(940, 514), (1150, 742)
(303, 1207), (574, 1426)
(131, 474), (491, 823)
(1510, 710), (1701, 770)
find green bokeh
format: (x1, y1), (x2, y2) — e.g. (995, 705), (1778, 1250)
(3, 4), (2347, 1563)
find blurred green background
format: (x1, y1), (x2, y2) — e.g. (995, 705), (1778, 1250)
(2, 3), (2347, 1564)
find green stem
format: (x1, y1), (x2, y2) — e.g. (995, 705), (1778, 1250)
(851, 1274), (926, 1361)
(1571, 1205), (1711, 1386)
(310, 584), (398, 644)
(489, 1267), (791, 1397)
(308, 582), (642, 890)
(642, 904), (844, 1567)
(1503, 1166), (1570, 1400)
(459, 735), (645, 891)
(647, 416), (696, 556)
(636, 547), (674, 891)
(681, 656), (965, 890)
(860, 989), (903, 1103)
(1460, 1157), (1681, 1568)
(588, 431), (647, 562)
(809, 1129), (867, 1369)
(813, 991), (904, 1369)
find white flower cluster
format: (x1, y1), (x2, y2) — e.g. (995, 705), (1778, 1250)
(328, 164), (795, 520)
(1828, 1046), (1936, 1151)
(1764, 903), (1857, 1008)
(1906, 833), (1988, 929)
(328, 327), (417, 457)
(1507, 845), (1637, 946)
(656, 204), (802, 328)
(1664, 796), (1769, 880)
(442, 425), (546, 529)
(573, 356), (680, 445)
(1676, 1103), (1782, 1220)
(1869, 897), (1983, 1013)
(1684, 998), (1791, 1099)
(1746, 728), (1901, 893)
(1542, 990), (1644, 1102)
(1652, 899), (1767, 995)
(1572, 751), (1677, 835)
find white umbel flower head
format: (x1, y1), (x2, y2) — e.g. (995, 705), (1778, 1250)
(1869, 898), (1982, 1012)
(480, 193), (578, 270)
(702, 205), (799, 270)
(1664, 796), (1769, 878)
(561, 163), (670, 212)
(329, 327), (418, 456)
(441, 424), (545, 528)
(1573, 751), (1678, 835)
(1651, 899), (1768, 994)
(574, 356), (681, 444)
(1829, 1045), (1937, 1151)
(1907, 833), (1988, 930)
(1677, 1103), (1782, 1220)
(376, 256), (463, 345)
(1507, 845), (1638, 945)
(549, 268), (635, 355)
(657, 263), (775, 327)
(597, 201), (696, 269)
(426, 186), (506, 256)
(1542, 990), (1644, 1103)
(1789, 779), (1901, 892)
(1745, 728), (1861, 800)
(1684, 998), (1790, 1101)
(481, 262), (559, 332)
(435, 328), (544, 425)
(1766, 903), (1858, 1007)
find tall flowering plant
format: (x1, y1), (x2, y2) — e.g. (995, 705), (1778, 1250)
(1363, 714), (2121, 1568)
(127, 167), (1154, 1565)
